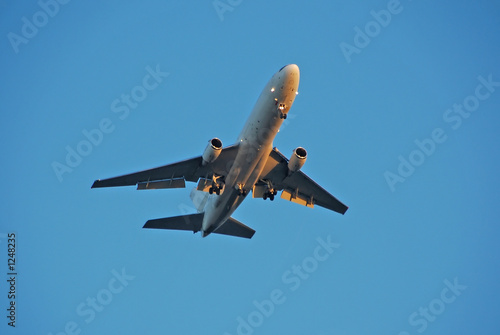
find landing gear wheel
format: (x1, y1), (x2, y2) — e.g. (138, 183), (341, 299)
(263, 194), (267, 200)
(209, 187), (213, 194)
(269, 194), (275, 201)
(215, 188), (220, 195)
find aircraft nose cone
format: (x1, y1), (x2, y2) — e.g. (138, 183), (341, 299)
(279, 64), (300, 75)
(281, 64), (300, 83)
(285, 63), (299, 73)
(278, 64), (300, 94)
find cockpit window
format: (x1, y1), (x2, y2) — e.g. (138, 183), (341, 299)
(278, 65), (287, 72)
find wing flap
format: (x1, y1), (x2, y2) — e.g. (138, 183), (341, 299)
(261, 147), (348, 215)
(92, 156), (201, 188)
(280, 189), (314, 208)
(137, 178), (186, 190)
(283, 171), (348, 214)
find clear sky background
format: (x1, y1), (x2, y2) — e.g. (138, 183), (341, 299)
(1, 1), (499, 334)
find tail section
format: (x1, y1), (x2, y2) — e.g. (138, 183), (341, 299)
(190, 187), (209, 212)
(143, 213), (255, 239)
(143, 213), (204, 233)
(214, 217), (255, 239)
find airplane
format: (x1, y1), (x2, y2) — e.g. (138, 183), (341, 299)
(92, 64), (348, 239)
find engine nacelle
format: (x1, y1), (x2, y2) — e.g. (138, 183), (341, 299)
(288, 147), (307, 173)
(202, 138), (223, 165)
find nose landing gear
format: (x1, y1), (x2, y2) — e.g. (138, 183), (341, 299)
(278, 103), (287, 119)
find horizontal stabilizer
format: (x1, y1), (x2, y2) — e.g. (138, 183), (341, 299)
(143, 214), (255, 239)
(214, 217), (255, 239)
(143, 213), (204, 233)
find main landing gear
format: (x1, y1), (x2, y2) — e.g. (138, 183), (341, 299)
(208, 185), (222, 195)
(236, 184), (248, 196)
(262, 180), (277, 201)
(263, 190), (278, 201)
(208, 175), (224, 195)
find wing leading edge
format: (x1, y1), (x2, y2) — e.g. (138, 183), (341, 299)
(91, 144), (239, 189)
(260, 147), (348, 215)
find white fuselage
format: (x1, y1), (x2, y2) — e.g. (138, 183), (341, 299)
(201, 64), (300, 236)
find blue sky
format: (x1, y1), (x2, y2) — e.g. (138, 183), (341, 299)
(1, 1), (500, 334)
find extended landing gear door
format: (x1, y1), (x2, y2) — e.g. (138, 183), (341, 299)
(197, 178), (212, 192)
(252, 184), (266, 198)
(197, 178), (224, 195)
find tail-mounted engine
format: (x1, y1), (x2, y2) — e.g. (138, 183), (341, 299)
(202, 138), (223, 165)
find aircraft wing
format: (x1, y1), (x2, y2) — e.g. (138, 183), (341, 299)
(91, 144), (239, 189)
(260, 147), (348, 214)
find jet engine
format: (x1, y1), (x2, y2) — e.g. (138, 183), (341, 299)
(202, 138), (223, 165)
(288, 147), (307, 172)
